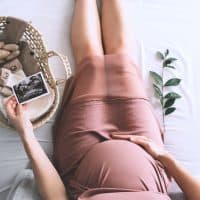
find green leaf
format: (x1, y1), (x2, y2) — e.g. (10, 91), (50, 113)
(150, 71), (163, 86)
(157, 51), (165, 60)
(164, 65), (175, 69)
(164, 98), (176, 108)
(164, 78), (181, 86)
(163, 57), (178, 67)
(165, 107), (176, 115)
(165, 49), (169, 57)
(164, 92), (181, 99)
(153, 84), (162, 98)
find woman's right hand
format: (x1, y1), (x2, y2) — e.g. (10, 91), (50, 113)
(5, 96), (33, 137)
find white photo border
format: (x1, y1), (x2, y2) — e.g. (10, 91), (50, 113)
(12, 72), (50, 104)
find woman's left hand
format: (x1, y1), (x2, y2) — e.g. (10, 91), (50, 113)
(111, 134), (168, 160)
(5, 96), (33, 137)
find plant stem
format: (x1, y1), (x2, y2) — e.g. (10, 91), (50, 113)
(162, 62), (166, 133)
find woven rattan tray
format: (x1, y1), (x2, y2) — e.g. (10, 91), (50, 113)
(0, 16), (72, 129)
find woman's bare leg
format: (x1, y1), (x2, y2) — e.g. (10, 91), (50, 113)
(101, 0), (147, 98)
(101, 0), (130, 54)
(71, 0), (103, 65)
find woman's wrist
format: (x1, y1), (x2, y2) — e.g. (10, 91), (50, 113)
(157, 151), (177, 168)
(20, 128), (34, 141)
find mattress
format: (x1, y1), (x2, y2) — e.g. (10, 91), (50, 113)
(0, 0), (200, 199)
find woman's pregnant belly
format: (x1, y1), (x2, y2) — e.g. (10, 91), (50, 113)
(71, 140), (169, 193)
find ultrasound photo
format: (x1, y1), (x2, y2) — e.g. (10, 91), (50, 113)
(12, 72), (49, 104)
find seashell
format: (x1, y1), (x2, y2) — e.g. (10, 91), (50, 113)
(3, 58), (23, 73)
(0, 68), (11, 86)
(0, 42), (4, 49)
(0, 50), (10, 60)
(6, 50), (20, 61)
(0, 85), (12, 97)
(3, 44), (19, 51)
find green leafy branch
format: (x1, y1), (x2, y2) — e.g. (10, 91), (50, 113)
(150, 49), (181, 131)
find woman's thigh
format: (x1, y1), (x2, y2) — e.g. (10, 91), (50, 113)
(70, 53), (147, 103)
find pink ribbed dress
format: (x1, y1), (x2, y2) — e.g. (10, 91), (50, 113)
(53, 54), (171, 200)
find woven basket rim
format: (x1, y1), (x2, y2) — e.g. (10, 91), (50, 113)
(0, 16), (71, 130)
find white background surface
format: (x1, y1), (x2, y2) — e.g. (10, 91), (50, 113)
(0, 0), (200, 199)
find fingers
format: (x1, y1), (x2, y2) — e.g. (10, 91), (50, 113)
(5, 101), (14, 116)
(22, 103), (28, 110)
(110, 133), (130, 140)
(5, 96), (27, 117)
(111, 134), (162, 159)
(111, 133), (149, 141)
(5, 96), (14, 106)
(129, 135), (150, 143)
(5, 96), (17, 116)
(111, 133), (150, 147)
(129, 136), (150, 148)
(16, 103), (24, 115)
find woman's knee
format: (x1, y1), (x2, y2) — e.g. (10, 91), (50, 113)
(73, 44), (104, 65)
(104, 39), (129, 55)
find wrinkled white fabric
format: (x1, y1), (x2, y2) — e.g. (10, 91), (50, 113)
(6, 169), (41, 200)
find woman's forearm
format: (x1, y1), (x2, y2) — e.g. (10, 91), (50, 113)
(158, 153), (200, 200)
(21, 130), (67, 200)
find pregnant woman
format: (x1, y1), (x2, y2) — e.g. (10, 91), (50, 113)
(5, 0), (200, 200)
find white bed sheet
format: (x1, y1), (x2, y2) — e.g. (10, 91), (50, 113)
(0, 0), (200, 199)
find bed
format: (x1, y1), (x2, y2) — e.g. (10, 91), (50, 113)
(0, 0), (200, 199)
